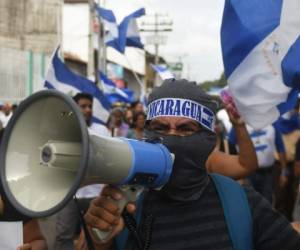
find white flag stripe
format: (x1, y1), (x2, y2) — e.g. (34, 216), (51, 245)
(126, 19), (139, 37)
(103, 20), (119, 43)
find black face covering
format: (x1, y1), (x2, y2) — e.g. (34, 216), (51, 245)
(146, 129), (216, 203)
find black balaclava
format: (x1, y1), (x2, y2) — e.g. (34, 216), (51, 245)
(145, 79), (218, 203)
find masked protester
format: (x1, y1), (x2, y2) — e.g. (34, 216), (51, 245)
(79, 79), (300, 250)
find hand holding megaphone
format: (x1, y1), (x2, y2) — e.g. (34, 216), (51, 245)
(89, 185), (143, 242)
(85, 186), (138, 245)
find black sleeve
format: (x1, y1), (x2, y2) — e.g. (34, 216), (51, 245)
(244, 186), (300, 250)
(0, 182), (31, 223)
(295, 139), (300, 161)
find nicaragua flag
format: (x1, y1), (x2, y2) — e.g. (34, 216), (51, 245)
(95, 5), (121, 52)
(95, 5), (145, 53)
(119, 8), (145, 53)
(99, 72), (134, 104)
(221, 0), (300, 129)
(44, 48), (111, 125)
(151, 64), (175, 80)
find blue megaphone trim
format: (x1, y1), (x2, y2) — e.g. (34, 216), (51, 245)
(119, 138), (173, 188)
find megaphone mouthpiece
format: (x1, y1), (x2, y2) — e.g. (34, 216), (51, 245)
(40, 141), (81, 172)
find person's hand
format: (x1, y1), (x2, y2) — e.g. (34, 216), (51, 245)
(16, 243), (32, 250)
(220, 88), (244, 125)
(0, 195), (4, 215)
(84, 186), (136, 245)
(279, 175), (288, 188)
(292, 222), (300, 233)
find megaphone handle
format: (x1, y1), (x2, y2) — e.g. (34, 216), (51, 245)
(91, 185), (143, 242)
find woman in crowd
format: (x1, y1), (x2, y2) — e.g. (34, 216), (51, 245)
(126, 112), (146, 140)
(107, 108), (129, 137)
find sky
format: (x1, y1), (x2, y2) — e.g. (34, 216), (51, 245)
(104, 0), (225, 83)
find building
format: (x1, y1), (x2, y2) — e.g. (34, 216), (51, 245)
(0, 0), (164, 103)
(0, 0), (60, 102)
(0, 0), (60, 54)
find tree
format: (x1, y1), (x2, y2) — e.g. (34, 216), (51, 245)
(199, 72), (227, 91)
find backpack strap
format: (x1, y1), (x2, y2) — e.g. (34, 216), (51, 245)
(115, 193), (144, 250)
(210, 174), (253, 250)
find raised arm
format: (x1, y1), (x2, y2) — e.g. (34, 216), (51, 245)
(207, 122), (257, 179)
(206, 97), (258, 179)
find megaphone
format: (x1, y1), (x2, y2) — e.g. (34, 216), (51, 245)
(0, 90), (173, 240)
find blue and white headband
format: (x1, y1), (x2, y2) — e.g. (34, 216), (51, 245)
(147, 98), (216, 132)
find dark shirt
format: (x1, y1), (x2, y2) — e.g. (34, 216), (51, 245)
(137, 178), (300, 250)
(142, 179), (232, 250)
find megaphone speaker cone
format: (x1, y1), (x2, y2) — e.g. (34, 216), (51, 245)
(0, 90), (89, 218)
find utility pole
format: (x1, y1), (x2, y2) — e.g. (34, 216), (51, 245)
(140, 13), (173, 65)
(57, 0), (63, 57)
(87, 0), (95, 78)
(140, 13), (172, 87)
(154, 13), (159, 65)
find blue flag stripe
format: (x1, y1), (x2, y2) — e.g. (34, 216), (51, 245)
(44, 81), (55, 89)
(95, 5), (116, 23)
(249, 130), (267, 138)
(255, 145), (268, 152)
(281, 35), (300, 88)
(221, 0), (282, 77)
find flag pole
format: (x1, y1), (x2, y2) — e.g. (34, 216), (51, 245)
(97, 0), (107, 88)
(97, 0), (102, 81)
(102, 0), (107, 74)
(57, 0), (64, 59)
(124, 54), (146, 99)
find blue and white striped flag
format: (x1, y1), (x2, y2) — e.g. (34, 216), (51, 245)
(95, 5), (145, 53)
(151, 64), (175, 80)
(221, 0), (300, 129)
(95, 5), (121, 52)
(119, 8), (145, 52)
(99, 72), (134, 104)
(44, 48), (111, 125)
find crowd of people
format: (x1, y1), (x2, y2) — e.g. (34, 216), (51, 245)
(2, 80), (300, 249)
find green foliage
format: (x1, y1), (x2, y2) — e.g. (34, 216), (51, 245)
(199, 72), (228, 91)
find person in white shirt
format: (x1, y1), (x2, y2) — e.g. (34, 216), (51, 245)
(228, 124), (288, 203)
(0, 103), (13, 128)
